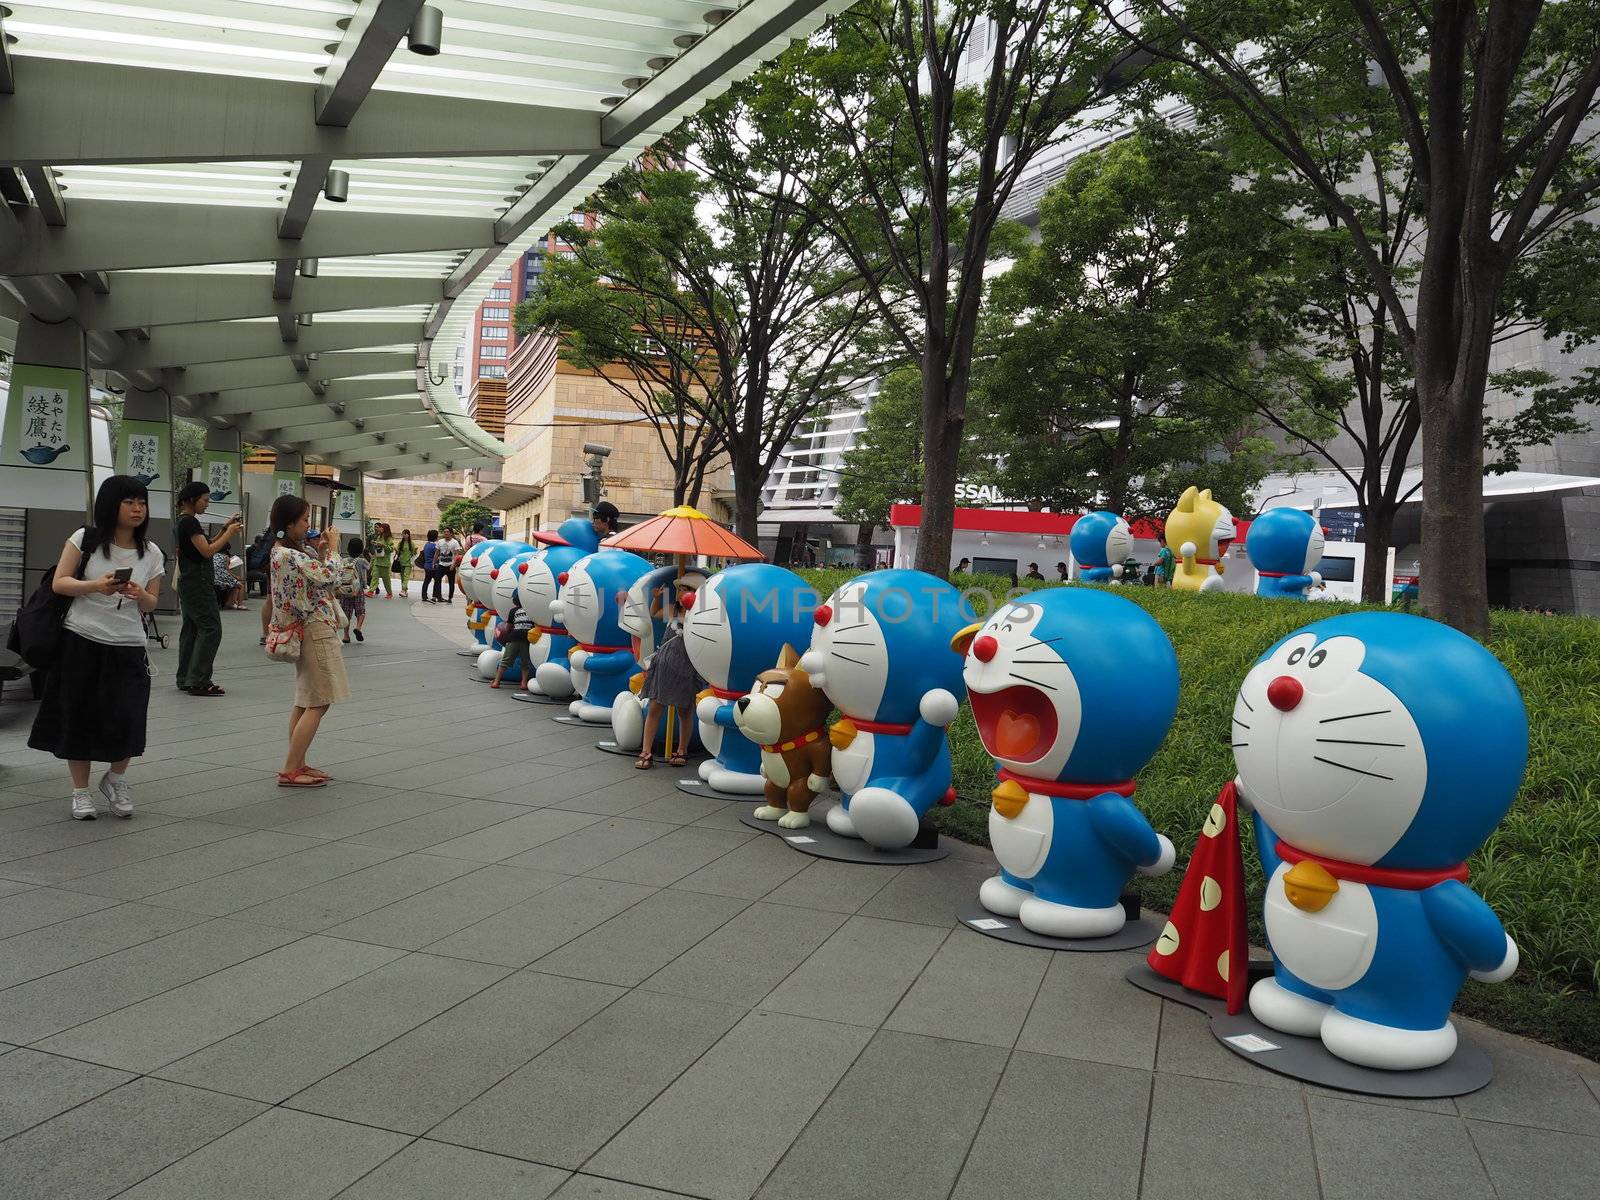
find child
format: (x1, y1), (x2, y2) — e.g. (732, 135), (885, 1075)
(339, 537), (370, 643)
(636, 617), (701, 769)
(490, 600), (535, 690)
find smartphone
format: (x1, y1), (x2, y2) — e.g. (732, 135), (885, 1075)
(307, 528), (320, 540)
(112, 567), (133, 584)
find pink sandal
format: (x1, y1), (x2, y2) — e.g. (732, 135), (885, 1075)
(277, 770), (326, 788)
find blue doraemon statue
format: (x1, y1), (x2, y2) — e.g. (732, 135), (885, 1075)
(1247, 508), (1325, 599)
(554, 547), (651, 723)
(800, 570), (974, 849)
(516, 519), (599, 699)
(612, 564), (709, 753)
(1233, 612), (1525, 1070)
(1070, 511), (1134, 583)
(955, 588), (1179, 936)
(686, 563), (817, 794)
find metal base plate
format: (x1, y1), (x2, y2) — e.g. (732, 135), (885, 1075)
(955, 897), (1157, 952)
(739, 805), (948, 865)
(674, 778), (764, 802)
(552, 713), (609, 727)
(1125, 962), (1494, 1098)
(510, 690), (568, 705)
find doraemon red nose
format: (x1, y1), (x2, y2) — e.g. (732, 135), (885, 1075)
(1267, 675), (1304, 711)
(972, 634), (998, 663)
(814, 604), (833, 627)
(557, 572), (569, 585)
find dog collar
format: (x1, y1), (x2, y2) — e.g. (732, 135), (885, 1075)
(996, 769), (1136, 799)
(1275, 841), (1468, 889)
(761, 728), (825, 754)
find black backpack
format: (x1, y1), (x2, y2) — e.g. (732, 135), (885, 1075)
(14, 531), (96, 670)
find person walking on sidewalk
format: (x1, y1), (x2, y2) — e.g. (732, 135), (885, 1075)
(174, 480), (240, 697)
(29, 475), (165, 820)
(395, 529), (417, 599)
(436, 528), (462, 603)
(269, 494), (350, 788)
(420, 529), (441, 602)
(368, 522), (395, 599)
(339, 536), (370, 644)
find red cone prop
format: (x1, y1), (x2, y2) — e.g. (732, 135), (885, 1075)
(1147, 781), (1249, 1013)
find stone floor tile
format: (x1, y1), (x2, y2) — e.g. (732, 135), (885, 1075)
(438, 760), (549, 800)
(671, 833), (812, 900)
(1466, 1116), (1600, 1200)
(584, 1011), (873, 1200)
(547, 1177), (695, 1200)
(1015, 949), (1161, 1070)
(229, 852), (485, 932)
(755, 1029), (1007, 1200)
(424, 875), (657, 968)
(854, 854), (994, 928)
(336, 1140), (569, 1200)
(583, 826), (752, 888)
(431, 989), (745, 1168)
(0, 916), (301, 1044)
(0, 817), (241, 883)
(0, 1048), (134, 1140)
(1152, 998), (1299, 1091)
(614, 790), (733, 825)
(142, 841), (398, 916)
(156, 952), (509, 1103)
(952, 1052), (1148, 1200)
(0, 900), (206, 989)
(884, 926), (1051, 1048)
(641, 901), (848, 1009)
(340, 798), (537, 852)
(1452, 1037), (1600, 1134)
(1140, 1072), (1318, 1200)
(424, 809), (607, 863)
(115, 1107), (411, 1200)
(0, 796), (79, 832)
(1309, 1093), (1492, 1200)
(533, 887), (750, 987)
(60, 829), (325, 899)
(761, 858), (902, 915)
(760, 915), (949, 1029)
(0, 883), (116, 938)
(203, 781), (423, 829)
(34, 934), (402, 1072)
(502, 817), (679, 874)
(324, 864), (570, 950)
(287, 970), (625, 1134)
(264, 791), (482, 841)
(0, 1077), (264, 1200)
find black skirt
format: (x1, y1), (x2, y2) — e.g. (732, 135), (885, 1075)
(28, 627), (152, 763)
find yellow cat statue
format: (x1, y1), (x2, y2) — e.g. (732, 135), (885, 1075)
(1165, 486), (1235, 592)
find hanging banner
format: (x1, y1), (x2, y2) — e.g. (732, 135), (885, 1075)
(201, 448), (243, 520)
(332, 478), (364, 535)
(272, 470), (302, 500)
(0, 363), (91, 510)
(116, 418), (172, 517)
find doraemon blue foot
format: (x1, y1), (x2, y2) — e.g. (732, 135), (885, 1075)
(1229, 611), (1527, 1070)
(954, 587), (1180, 939)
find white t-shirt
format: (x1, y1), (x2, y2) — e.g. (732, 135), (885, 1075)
(437, 538), (462, 567)
(61, 528), (166, 648)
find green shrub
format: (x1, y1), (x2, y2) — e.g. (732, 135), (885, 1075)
(797, 569), (1600, 1059)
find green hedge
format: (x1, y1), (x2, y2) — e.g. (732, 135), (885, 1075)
(796, 568), (1600, 1060)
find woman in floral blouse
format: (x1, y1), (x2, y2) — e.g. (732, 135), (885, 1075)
(268, 494), (350, 788)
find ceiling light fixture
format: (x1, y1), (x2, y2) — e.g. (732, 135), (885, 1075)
(323, 169), (349, 203)
(407, 5), (443, 56)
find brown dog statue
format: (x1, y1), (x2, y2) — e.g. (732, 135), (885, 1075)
(732, 644), (834, 829)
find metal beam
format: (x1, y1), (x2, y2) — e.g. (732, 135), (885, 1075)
(20, 167), (66, 227)
(279, 157), (332, 241)
(74, 273), (443, 331)
(272, 413), (440, 445)
(197, 377), (418, 417)
(0, 59), (602, 167)
(216, 394), (418, 428)
(272, 259), (298, 301)
(317, 0), (425, 128)
(117, 320), (426, 372)
(0, 11), (12, 96)
(2, 200), (496, 276)
(170, 351), (417, 396)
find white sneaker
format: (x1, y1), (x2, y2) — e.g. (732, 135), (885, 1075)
(71, 791), (98, 820)
(98, 773), (133, 818)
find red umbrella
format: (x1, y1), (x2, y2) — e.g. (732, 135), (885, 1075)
(601, 505), (762, 561)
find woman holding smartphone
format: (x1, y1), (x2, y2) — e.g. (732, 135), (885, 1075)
(174, 480), (241, 696)
(29, 475), (165, 820)
(268, 494), (350, 788)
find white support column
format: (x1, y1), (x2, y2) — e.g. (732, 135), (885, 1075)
(201, 426), (244, 525)
(333, 468), (365, 539)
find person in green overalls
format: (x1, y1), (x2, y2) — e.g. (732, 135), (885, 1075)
(174, 481), (241, 696)
(394, 529), (417, 600)
(368, 522), (396, 599)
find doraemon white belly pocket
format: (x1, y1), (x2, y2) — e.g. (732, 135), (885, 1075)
(1264, 864), (1378, 992)
(832, 731), (875, 795)
(989, 792), (1052, 881)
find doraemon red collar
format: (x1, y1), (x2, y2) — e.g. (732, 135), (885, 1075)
(1275, 840), (1469, 889)
(996, 768), (1136, 799)
(837, 712), (913, 736)
(578, 641), (629, 653)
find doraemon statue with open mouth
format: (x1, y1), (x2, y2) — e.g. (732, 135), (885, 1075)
(800, 569), (973, 849)
(1224, 612), (1525, 1070)
(954, 587), (1179, 937)
(555, 548), (651, 724)
(685, 563), (816, 794)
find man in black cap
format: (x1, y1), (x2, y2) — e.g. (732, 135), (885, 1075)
(591, 501), (620, 540)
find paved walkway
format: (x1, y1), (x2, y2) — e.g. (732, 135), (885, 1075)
(1, 589), (1596, 1200)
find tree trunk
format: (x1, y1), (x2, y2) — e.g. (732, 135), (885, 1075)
(730, 445), (763, 544)
(915, 353), (962, 578)
(1359, 507), (1395, 605)
(855, 522), (876, 570)
(1418, 378), (1491, 637)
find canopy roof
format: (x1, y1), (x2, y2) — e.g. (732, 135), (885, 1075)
(0, 0), (847, 477)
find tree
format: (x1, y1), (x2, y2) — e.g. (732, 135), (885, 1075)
(754, 1), (1127, 577)
(1107, 0), (1600, 635)
(438, 498), (494, 535)
(972, 124), (1286, 522)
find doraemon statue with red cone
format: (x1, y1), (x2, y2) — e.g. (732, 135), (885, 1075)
(954, 587), (1179, 937)
(1154, 612), (1525, 1071)
(799, 570), (974, 849)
